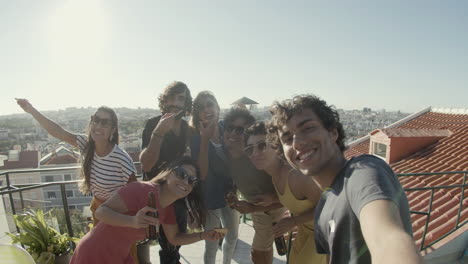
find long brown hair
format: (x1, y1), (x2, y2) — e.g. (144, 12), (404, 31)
(79, 106), (119, 194)
(190, 91), (220, 132)
(152, 156), (206, 228)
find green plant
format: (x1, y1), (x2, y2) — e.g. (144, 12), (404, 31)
(6, 209), (77, 264)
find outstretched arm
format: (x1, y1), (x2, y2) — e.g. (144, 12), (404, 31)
(15, 98), (77, 147)
(162, 223), (224, 245)
(231, 200), (283, 214)
(95, 191), (158, 228)
(360, 200), (422, 264)
(272, 208), (314, 237)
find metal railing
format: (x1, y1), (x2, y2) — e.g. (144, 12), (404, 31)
(397, 171), (468, 250)
(1, 167), (466, 252)
(0, 164), (141, 239)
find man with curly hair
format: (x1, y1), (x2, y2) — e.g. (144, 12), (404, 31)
(140, 81), (193, 264)
(267, 95), (422, 264)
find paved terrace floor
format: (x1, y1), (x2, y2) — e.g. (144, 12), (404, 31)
(150, 222), (287, 264)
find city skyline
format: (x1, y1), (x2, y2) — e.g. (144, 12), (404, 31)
(1, 0), (467, 116)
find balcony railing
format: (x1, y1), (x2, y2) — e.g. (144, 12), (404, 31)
(0, 164), (142, 240)
(397, 171), (467, 251)
(0, 167), (466, 252)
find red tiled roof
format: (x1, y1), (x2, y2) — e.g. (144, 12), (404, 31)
(374, 128), (452, 138)
(0, 151), (39, 170)
(43, 154), (79, 165)
(344, 109), (468, 249)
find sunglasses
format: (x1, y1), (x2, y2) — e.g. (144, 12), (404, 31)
(226, 125), (245, 135)
(244, 140), (267, 156)
(174, 166), (199, 186)
(91, 115), (113, 128)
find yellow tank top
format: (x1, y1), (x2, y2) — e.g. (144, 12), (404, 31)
(274, 173), (315, 230)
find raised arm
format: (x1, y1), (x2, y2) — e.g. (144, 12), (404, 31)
(195, 121), (215, 180)
(15, 98), (77, 147)
(360, 200), (422, 264)
(140, 113), (176, 173)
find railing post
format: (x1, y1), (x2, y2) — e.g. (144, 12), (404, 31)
(420, 189), (435, 251)
(19, 190), (25, 211)
(5, 172), (21, 233)
(60, 184), (74, 237)
(456, 172), (467, 227)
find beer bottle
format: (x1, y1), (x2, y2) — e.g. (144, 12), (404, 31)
(147, 192), (159, 240)
(272, 222), (287, 256)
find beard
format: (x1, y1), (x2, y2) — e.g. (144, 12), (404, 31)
(164, 105), (182, 114)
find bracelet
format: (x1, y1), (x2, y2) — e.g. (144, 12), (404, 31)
(199, 232), (203, 240)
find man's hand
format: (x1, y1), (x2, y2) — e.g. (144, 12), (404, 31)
(15, 98), (35, 114)
(131, 206), (159, 229)
(153, 112), (178, 137)
(233, 201), (255, 214)
(252, 194), (276, 207)
(202, 230), (226, 241)
(225, 192), (239, 208)
(272, 217), (296, 237)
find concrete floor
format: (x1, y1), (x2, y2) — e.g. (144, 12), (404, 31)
(149, 222), (287, 264)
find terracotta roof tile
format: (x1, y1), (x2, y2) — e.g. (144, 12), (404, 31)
(345, 109), (468, 248)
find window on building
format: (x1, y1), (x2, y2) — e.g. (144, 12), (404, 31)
(47, 192), (56, 199)
(64, 174), (72, 181)
(45, 176), (54, 182)
(373, 142), (387, 159)
(66, 190), (74, 198)
(68, 205), (76, 210)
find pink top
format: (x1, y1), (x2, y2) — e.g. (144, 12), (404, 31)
(70, 182), (176, 264)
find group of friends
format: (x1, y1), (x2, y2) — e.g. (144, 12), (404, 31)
(16, 81), (423, 264)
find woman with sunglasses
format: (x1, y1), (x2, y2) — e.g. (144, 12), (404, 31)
(244, 122), (326, 264)
(70, 157), (225, 264)
(189, 91), (240, 264)
(15, 99), (136, 227)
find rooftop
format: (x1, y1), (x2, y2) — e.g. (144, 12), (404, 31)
(345, 107), (468, 248)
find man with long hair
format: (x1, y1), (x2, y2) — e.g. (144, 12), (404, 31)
(140, 81), (193, 264)
(267, 95), (422, 264)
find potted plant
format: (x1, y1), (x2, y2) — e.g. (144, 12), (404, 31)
(6, 209), (76, 264)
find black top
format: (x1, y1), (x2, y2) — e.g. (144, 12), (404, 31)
(141, 115), (189, 180)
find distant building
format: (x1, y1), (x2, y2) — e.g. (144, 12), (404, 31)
(0, 130), (8, 140)
(0, 149), (43, 238)
(39, 146), (91, 212)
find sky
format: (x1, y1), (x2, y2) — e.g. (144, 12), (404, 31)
(1, 0), (467, 116)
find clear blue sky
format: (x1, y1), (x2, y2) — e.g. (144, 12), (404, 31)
(1, 0), (467, 116)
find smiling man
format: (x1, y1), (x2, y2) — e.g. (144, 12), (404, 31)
(267, 95), (422, 264)
(140, 81), (192, 264)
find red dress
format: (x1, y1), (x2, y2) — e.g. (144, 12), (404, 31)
(70, 182), (176, 264)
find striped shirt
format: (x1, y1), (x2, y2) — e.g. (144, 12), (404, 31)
(210, 140), (227, 162)
(76, 135), (136, 200)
